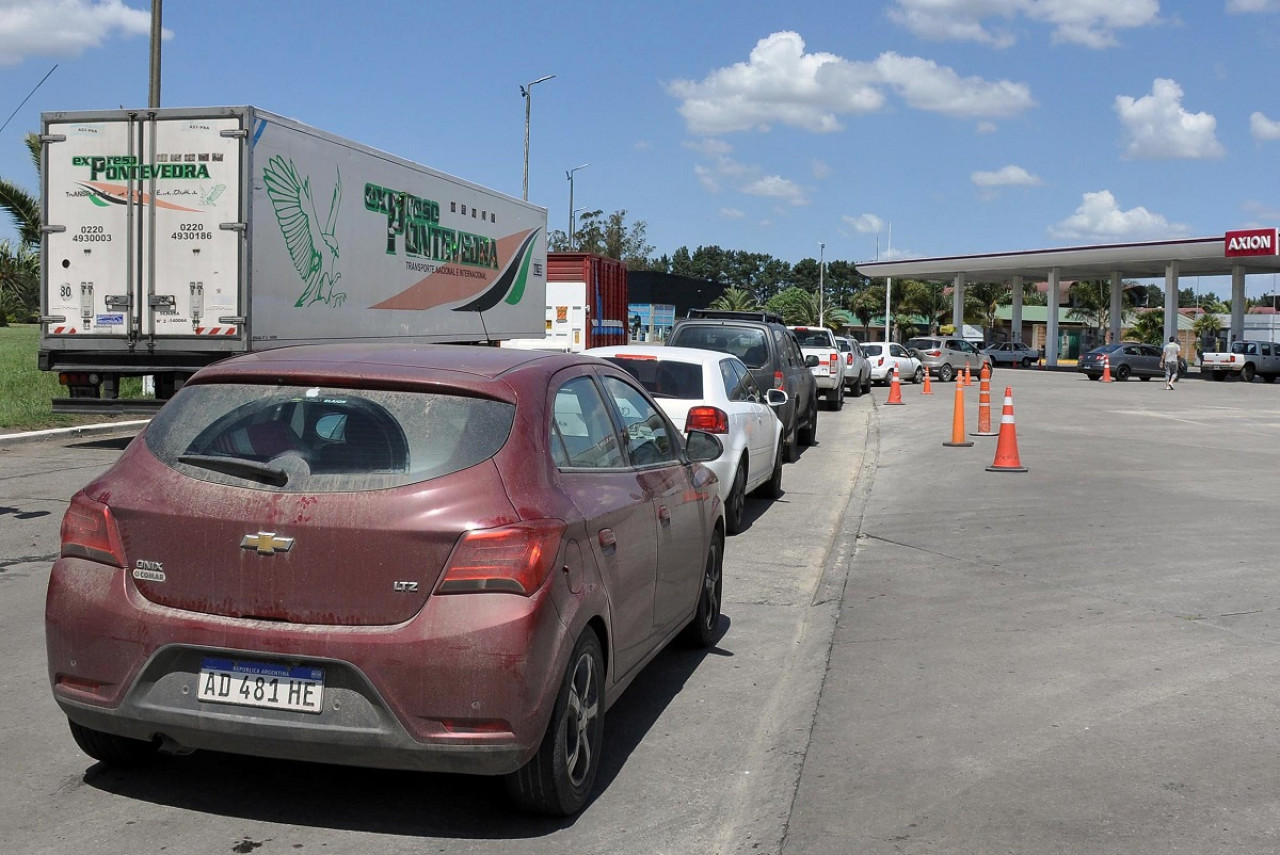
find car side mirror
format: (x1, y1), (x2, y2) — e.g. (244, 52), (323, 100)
(804, 354), (820, 368)
(765, 388), (788, 408)
(685, 430), (724, 463)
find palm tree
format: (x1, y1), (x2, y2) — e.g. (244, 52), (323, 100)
(965, 281), (1009, 340)
(0, 133), (41, 247)
(0, 239), (39, 323)
(1127, 309), (1165, 345)
(765, 286), (821, 326)
(900, 280), (949, 334)
(1191, 311), (1223, 358)
(709, 287), (758, 311)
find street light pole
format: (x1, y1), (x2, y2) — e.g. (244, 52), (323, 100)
(818, 242), (825, 327)
(521, 74), (555, 201)
(566, 163), (589, 250)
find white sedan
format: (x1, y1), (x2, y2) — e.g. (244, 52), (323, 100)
(862, 341), (925, 385)
(588, 345), (788, 535)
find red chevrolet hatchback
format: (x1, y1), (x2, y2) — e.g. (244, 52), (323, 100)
(45, 343), (726, 816)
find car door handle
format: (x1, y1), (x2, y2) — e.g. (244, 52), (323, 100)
(657, 506), (672, 527)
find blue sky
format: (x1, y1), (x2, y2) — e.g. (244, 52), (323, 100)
(3, 0), (1280, 298)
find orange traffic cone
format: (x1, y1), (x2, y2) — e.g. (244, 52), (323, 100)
(970, 365), (998, 437)
(987, 386), (1027, 472)
(885, 365), (905, 405)
(943, 379), (973, 447)
(963, 361), (973, 387)
(921, 365), (934, 395)
(1101, 355), (1113, 383)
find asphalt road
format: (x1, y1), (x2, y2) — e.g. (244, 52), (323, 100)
(6, 368), (1280, 854)
(0, 393), (871, 855)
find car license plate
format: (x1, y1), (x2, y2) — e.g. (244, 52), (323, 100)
(197, 657), (324, 714)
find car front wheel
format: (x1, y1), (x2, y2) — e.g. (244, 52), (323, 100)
(506, 629), (605, 816)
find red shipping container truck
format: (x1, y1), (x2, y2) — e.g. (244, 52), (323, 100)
(506, 253), (628, 352)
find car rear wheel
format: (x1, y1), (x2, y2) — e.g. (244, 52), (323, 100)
(506, 629), (604, 816)
(938, 364), (954, 383)
(1213, 371), (1225, 381)
(828, 383), (844, 411)
(68, 720), (160, 766)
(753, 439), (784, 499)
(862, 373), (871, 394)
(849, 376), (862, 398)
(783, 419), (799, 463)
(798, 398), (818, 446)
(725, 461), (747, 535)
(1087, 373), (1101, 381)
(1242, 364), (1256, 382)
(680, 532), (724, 648)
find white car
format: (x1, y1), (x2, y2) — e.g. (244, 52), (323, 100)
(588, 345), (788, 535)
(862, 342), (925, 385)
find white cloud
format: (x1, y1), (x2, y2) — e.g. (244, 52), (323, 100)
(811, 159), (832, 179)
(1115, 79), (1225, 159)
(844, 213), (885, 234)
(684, 138), (733, 156)
(1251, 112), (1280, 141)
(888, 0), (1160, 49)
(694, 164), (720, 194)
(0, 0), (157, 66)
(1048, 190), (1190, 240)
(971, 165), (1042, 188)
(1227, 0), (1280, 12)
(976, 121), (999, 134)
(720, 208), (747, 219)
(667, 32), (1034, 135)
(741, 175), (808, 205)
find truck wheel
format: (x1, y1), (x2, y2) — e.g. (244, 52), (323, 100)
(849, 377), (862, 398)
(828, 383), (844, 411)
(1242, 364), (1256, 383)
(938, 364), (954, 383)
(1265, 374), (1277, 383)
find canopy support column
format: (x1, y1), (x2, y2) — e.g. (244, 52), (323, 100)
(1109, 272), (1123, 344)
(1164, 261), (1180, 343)
(1231, 265), (1246, 342)
(952, 273), (965, 332)
(1047, 267), (1060, 366)
(1011, 275), (1024, 342)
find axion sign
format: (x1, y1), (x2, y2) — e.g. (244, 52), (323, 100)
(1224, 228), (1279, 257)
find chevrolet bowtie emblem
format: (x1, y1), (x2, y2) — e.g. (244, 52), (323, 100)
(240, 532), (295, 556)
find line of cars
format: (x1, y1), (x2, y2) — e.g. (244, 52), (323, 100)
(44, 310), (889, 821)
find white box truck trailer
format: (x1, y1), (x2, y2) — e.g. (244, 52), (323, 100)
(39, 106), (547, 411)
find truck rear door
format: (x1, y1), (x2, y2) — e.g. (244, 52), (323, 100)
(43, 113), (243, 343)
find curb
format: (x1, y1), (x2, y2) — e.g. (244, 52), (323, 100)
(0, 420), (150, 447)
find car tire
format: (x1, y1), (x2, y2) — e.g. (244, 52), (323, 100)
(1116, 365), (1131, 381)
(862, 374), (871, 395)
(938, 364), (954, 383)
(783, 418), (799, 463)
(849, 379), (862, 398)
(798, 398), (818, 446)
(912, 366), (924, 384)
(679, 531), (724, 648)
(1021, 358), (1033, 367)
(505, 629), (604, 816)
(1265, 374), (1277, 383)
(1242, 364), (1256, 383)
(1087, 373), (1101, 381)
(68, 720), (160, 766)
(725, 461), (747, 535)
(832, 383), (844, 410)
(754, 439), (784, 499)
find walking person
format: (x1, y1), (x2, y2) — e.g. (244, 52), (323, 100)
(1161, 335), (1181, 390)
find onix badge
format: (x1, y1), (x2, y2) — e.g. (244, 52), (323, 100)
(240, 532), (295, 556)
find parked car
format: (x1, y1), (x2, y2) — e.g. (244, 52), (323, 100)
(862, 341), (925, 385)
(44, 343), (729, 817)
(1078, 341), (1187, 381)
(906, 336), (993, 383)
(789, 325), (847, 410)
(589, 345), (787, 534)
(667, 310), (820, 462)
(835, 336), (873, 397)
(981, 341), (1039, 367)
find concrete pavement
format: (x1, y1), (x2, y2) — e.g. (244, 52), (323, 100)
(786, 368), (1280, 855)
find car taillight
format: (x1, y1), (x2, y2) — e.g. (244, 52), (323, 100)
(60, 492), (126, 567)
(877, 356), (885, 367)
(845, 353), (853, 365)
(437, 520), (566, 596)
(774, 370), (784, 389)
(828, 353), (838, 369)
(924, 349), (942, 357)
(686, 406), (730, 434)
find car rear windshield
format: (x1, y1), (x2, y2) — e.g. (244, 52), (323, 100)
(793, 330), (834, 348)
(861, 343), (883, 355)
(668, 325), (770, 368)
(906, 338), (940, 350)
(602, 358), (705, 399)
(143, 383), (515, 491)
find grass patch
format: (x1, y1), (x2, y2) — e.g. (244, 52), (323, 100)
(0, 324), (146, 431)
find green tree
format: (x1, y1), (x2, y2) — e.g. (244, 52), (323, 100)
(965, 281), (1010, 338)
(900, 280), (949, 334)
(709, 287), (758, 311)
(0, 133), (41, 247)
(765, 286), (821, 326)
(1065, 280), (1128, 343)
(0, 239), (39, 323)
(556, 209), (654, 269)
(850, 288), (881, 339)
(1192, 311), (1222, 354)
(1127, 309), (1165, 344)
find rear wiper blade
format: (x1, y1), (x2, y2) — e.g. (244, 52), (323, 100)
(177, 454), (289, 486)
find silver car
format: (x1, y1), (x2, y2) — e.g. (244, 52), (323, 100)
(835, 336), (872, 397)
(906, 336), (993, 383)
(862, 342), (924, 385)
